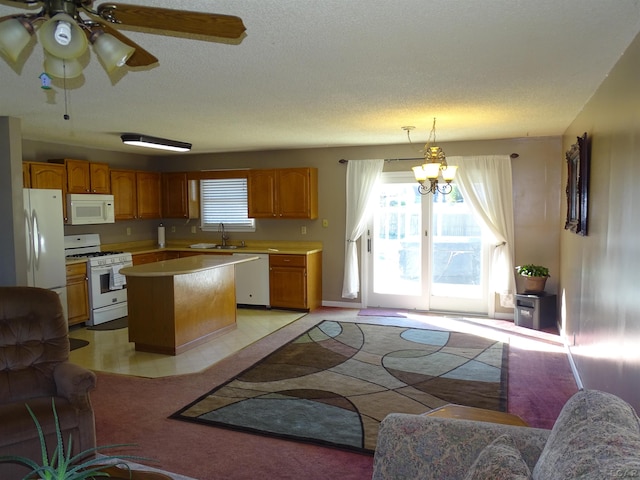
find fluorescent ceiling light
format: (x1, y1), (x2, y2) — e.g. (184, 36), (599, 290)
(121, 134), (192, 152)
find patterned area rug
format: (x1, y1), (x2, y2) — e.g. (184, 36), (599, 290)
(170, 320), (508, 454)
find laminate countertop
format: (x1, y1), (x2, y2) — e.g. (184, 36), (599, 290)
(119, 254), (259, 277)
(107, 240), (323, 256)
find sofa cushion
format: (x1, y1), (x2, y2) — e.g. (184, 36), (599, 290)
(533, 389), (640, 480)
(464, 434), (532, 480)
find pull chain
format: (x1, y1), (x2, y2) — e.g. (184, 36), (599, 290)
(63, 60), (70, 120)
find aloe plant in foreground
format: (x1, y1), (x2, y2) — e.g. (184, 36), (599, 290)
(0, 398), (149, 479)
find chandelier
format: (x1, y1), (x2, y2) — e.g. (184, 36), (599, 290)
(406, 118), (458, 195)
(0, 1), (135, 79)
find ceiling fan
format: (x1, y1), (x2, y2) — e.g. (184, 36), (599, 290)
(0, 0), (246, 77)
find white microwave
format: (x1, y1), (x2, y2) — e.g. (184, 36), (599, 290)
(67, 194), (115, 225)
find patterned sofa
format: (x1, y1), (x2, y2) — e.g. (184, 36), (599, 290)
(372, 389), (640, 479)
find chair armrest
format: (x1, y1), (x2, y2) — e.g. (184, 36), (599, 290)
(372, 413), (550, 480)
(53, 361), (97, 410)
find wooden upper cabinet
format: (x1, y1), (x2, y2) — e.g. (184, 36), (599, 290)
(278, 168), (318, 218)
(64, 159), (91, 193)
(248, 167), (318, 219)
(26, 162), (68, 221)
(136, 171), (161, 219)
(110, 169), (137, 220)
(89, 162), (111, 193)
(29, 162), (66, 190)
(162, 172), (200, 219)
(22, 162), (31, 187)
(247, 169), (277, 217)
(110, 169), (161, 220)
(49, 158), (111, 194)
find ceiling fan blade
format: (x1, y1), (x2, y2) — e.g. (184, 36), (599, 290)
(94, 22), (158, 67)
(96, 3), (246, 40)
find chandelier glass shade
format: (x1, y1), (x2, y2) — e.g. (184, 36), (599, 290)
(410, 118), (458, 195)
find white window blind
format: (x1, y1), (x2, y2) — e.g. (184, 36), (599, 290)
(200, 178), (255, 232)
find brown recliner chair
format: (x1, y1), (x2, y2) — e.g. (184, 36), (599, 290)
(0, 286), (97, 479)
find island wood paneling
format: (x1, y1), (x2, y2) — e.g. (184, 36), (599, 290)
(126, 265), (237, 355)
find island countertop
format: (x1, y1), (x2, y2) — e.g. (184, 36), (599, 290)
(119, 254), (259, 277)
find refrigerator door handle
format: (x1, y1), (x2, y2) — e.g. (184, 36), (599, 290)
(25, 209), (33, 269)
(32, 209), (40, 268)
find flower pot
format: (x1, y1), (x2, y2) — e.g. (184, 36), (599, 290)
(523, 275), (548, 294)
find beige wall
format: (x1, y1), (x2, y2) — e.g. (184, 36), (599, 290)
(19, 135), (563, 310)
(160, 137), (564, 309)
(561, 30), (640, 410)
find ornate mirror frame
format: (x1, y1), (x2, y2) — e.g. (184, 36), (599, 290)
(564, 132), (589, 235)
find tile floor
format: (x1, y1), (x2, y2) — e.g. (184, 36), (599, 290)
(69, 306), (565, 379)
(69, 308), (306, 378)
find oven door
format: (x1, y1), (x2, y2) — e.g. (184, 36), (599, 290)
(89, 262), (131, 309)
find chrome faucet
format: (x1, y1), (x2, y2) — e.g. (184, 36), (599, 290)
(218, 223), (229, 246)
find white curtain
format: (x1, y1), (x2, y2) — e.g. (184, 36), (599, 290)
(448, 155), (516, 307)
(341, 159), (384, 299)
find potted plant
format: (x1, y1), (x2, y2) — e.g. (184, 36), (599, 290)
(0, 399), (147, 479)
(516, 264), (550, 294)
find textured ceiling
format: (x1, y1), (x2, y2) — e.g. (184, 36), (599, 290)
(2, 0), (640, 155)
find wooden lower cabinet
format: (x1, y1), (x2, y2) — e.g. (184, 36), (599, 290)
(66, 263), (89, 326)
(269, 252), (322, 311)
(132, 251), (180, 265)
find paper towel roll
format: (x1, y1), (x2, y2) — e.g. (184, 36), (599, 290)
(158, 225), (165, 248)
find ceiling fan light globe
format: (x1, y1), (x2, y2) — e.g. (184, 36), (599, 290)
(44, 52), (83, 78)
(0, 18), (33, 62)
(40, 13), (87, 59)
(92, 32), (134, 72)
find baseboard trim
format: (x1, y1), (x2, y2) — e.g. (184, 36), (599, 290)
(322, 300), (363, 309)
(565, 344), (584, 390)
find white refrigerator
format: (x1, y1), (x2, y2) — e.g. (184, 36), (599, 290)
(24, 188), (68, 320)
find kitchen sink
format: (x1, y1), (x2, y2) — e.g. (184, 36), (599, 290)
(215, 245), (245, 249)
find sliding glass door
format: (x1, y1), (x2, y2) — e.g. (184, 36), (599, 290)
(364, 172), (491, 314)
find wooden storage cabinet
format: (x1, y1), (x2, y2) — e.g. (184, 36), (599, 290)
(132, 251), (179, 265)
(136, 171), (162, 219)
(162, 172), (200, 219)
(111, 169), (137, 220)
(49, 158), (111, 194)
(24, 161), (68, 222)
(248, 167), (318, 219)
(269, 251), (322, 311)
(110, 170), (161, 220)
(66, 262), (89, 326)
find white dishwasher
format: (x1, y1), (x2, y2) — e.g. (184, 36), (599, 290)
(232, 253), (270, 307)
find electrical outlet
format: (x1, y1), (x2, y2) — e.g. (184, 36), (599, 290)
(126, 227), (131, 236)
(171, 226), (176, 233)
(191, 226), (197, 234)
(301, 226), (307, 235)
(322, 219), (329, 228)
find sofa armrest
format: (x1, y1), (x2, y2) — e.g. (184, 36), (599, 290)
(53, 361), (97, 410)
(372, 413), (551, 480)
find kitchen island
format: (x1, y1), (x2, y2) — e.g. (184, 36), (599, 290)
(120, 254), (258, 355)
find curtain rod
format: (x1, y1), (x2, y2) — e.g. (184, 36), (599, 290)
(338, 153), (519, 164)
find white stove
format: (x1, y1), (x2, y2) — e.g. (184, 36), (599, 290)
(64, 234), (133, 326)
